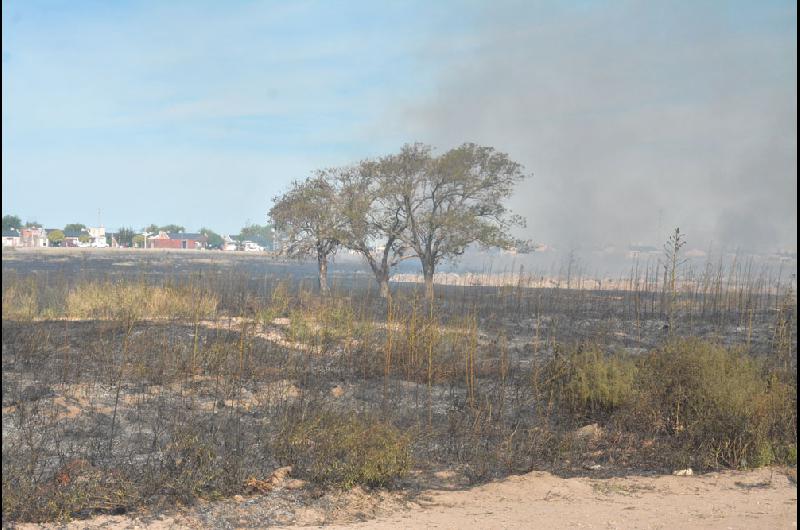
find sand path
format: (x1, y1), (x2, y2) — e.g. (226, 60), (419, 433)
(308, 467), (797, 530)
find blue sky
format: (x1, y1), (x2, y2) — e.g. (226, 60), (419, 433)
(2, 1), (796, 251)
(2, 1), (481, 232)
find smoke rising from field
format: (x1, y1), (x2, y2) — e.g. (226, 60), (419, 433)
(397, 2), (797, 253)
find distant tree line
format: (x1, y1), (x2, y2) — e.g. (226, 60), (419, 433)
(269, 142), (530, 300)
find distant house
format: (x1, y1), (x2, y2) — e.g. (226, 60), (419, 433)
(87, 226), (108, 248)
(147, 231), (208, 250)
(20, 227), (48, 247)
(2, 229), (21, 247)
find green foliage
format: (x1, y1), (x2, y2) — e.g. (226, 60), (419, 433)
(24, 220), (42, 228)
(629, 339), (797, 470)
(271, 410), (411, 489)
(116, 227), (136, 247)
(78, 234), (91, 244)
(269, 175), (341, 258)
(63, 223), (86, 233)
(238, 223), (273, 248)
(256, 280), (292, 324)
(540, 344), (636, 419)
(2, 214), (22, 232)
(143, 224), (185, 234)
(132, 234), (146, 247)
(199, 227), (224, 249)
(47, 229), (65, 246)
(159, 224), (185, 233)
(268, 143), (528, 298)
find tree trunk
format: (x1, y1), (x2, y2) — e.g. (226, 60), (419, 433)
(422, 261), (435, 301)
(367, 254), (392, 301)
(378, 275), (391, 300)
(318, 253), (329, 294)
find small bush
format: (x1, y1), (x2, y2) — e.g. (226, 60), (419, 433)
(2, 460), (137, 523)
(629, 339), (797, 470)
(270, 410), (411, 488)
(540, 344), (636, 419)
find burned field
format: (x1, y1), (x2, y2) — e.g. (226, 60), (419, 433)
(2, 250), (797, 524)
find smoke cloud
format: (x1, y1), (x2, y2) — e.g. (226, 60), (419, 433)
(396, 2), (796, 253)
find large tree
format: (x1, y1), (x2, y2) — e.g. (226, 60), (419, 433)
(64, 223), (86, 233)
(397, 142), (528, 300)
(200, 227), (224, 249)
(47, 229), (65, 247)
(143, 224), (184, 234)
(337, 159), (414, 300)
(2, 215), (22, 232)
(238, 223), (274, 249)
(159, 224), (185, 233)
(116, 227), (136, 247)
(269, 173), (344, 293)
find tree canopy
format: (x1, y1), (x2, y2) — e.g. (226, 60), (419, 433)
(116, 227), (136, 247)
(143, 224), (185, 234)
(200, 227), (224, 249)
(269, 173), (344, 292)
(47, 229), (65, 246)
(2, 215), (22, 232)
(336, 159), (413, 299)
(269, 143), (529, 299)
(396, 143), (528, 298)
(64, 223), (86, 234)
(238, 223), (273, 248)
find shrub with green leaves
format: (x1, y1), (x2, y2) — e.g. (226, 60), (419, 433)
(270, 410), (411, 488)
(630, 339), (797, 470)
(540, 344), (637, 419)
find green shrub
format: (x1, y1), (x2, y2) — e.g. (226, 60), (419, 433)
(257, 280), (292, 325)
(271, 411), (411, 488)
(540, 344), (636, 419)
(630, 339), (797, 470)
(286, 297), (360, 346)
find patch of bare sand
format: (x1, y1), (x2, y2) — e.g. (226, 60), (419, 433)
(312, 467), (797, 530)
(11, 468), (795, 529)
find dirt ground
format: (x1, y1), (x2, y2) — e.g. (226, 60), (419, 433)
(315, 467), (797, 530)
(10, 467), (796, 530)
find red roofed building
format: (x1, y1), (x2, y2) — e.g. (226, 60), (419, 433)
(146, 231), (208, 250)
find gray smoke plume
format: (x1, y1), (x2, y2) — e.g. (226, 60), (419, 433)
(396, 1), (797, 254)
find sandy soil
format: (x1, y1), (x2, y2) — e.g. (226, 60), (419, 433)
(312, 467), (797, 530)
(11, 467), (795, 530)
